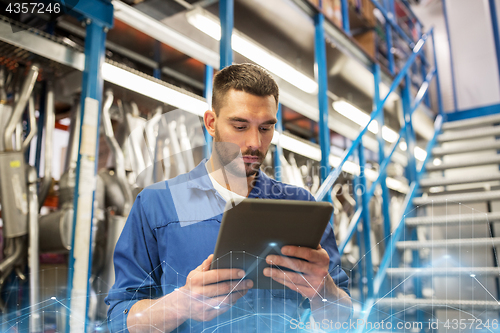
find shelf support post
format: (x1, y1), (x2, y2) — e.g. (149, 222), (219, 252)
(219, 0), (233, 68)
(373, 63), (392, 247)
(314, 12), (333, 212)
(358, 143), (374, 300)
(67, 8), (112, 331)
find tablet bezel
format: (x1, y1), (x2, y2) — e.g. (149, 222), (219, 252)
(210, 198), (333, 289)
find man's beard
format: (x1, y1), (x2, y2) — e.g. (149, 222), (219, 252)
(213, 127), (265, 177)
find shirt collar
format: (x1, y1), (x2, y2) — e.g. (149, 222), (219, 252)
(187, 158), (272, 198)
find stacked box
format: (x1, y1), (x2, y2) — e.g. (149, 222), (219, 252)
(323, 0), (343, 27)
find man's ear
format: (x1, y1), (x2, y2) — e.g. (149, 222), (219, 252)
(204, 110), (216, 137)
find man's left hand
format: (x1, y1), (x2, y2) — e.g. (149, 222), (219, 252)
(263, 245), (336, 301)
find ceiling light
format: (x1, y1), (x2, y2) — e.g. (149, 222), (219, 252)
(333, 101), (379, 134)
(414, 146), (428, 162)
(101, 63), (208, 117)
(433, 158), (442, 166)
(382, 126), (399, 143)
(272, 131), (321, 161)
(186, 9), (318, 94)
(272, 131), (408, 193)
(333, 100), (429, 162)
(332, 100), (401, 143)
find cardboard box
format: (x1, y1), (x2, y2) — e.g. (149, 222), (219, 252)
(361, 0), (376, 26)
(354, 30), (376, 58)
(323, 0), (343, 28)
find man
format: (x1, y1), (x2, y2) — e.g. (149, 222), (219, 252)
(105, 63), (352, 333)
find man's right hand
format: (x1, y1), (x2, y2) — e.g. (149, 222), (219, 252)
(175, 254), (254, 322)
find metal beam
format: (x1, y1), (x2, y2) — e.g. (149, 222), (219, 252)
(402, 74), (417, 183)
(71, 0), (114, 28)
(314, 12), (330, 183)
(219, 0), (233, 68)
(441, 0), (458, 111)
(373, 63), (392, 247)
(340, 0), (350, 35)
(112, 0), (219, 68)
(67, 21), (107, 333)
(358, 143), (374, 299)
(488, 0), (500, 93)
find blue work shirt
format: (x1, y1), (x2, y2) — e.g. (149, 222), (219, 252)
(105, 159), (350, 332)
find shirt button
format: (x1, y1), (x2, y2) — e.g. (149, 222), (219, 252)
(124, 309), (128, 314)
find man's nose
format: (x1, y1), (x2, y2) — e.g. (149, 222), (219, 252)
(245, 128), (261, 151)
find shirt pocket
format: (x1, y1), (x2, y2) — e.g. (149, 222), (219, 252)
(157, 219), (221, 291)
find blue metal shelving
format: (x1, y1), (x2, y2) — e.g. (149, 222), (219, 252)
(64, 1), (113, 332)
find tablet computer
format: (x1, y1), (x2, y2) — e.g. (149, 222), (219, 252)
(210, 198), (333, 289)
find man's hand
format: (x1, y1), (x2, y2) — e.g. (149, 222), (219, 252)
(127, 254), (253, 333)
(176, 254), (254, 322)
(263, 245), (332, 300)
(263, 245), (352, 326)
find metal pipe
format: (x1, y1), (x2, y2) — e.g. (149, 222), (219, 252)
(3, 64), (39, 151)
(38, 81), (55, 208)
(27, 166), (41, 333)
(22, 95), (37, 151)
(15, 121), (22, 151)
(126, 102), (147, 176)
(0, 237), (24, 275)
(64, 100), (81, 172)
(102, 90), (133, 214)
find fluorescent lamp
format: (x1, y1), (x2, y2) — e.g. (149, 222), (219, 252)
(101, 63), (208, 117)
(333, 100), (429, 162)
(414, 146), (427, 161)
(273, 131), (321, 161)
(333, 100), (379, 134)
(112, 0), (219, 67)
(382, 126), (399, 143)
(333, 100), (400, 143)
(272, 131), (408, 193)
(186, 10), (318, 94)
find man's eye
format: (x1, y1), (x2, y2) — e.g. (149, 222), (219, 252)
(260, 127), (272, 131)
(234, 126), (246, 130)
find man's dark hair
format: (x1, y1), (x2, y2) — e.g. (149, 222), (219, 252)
(212, 63), (279, 115)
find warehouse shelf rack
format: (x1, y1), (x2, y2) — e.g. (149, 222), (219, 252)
(0, 0), (450, 332)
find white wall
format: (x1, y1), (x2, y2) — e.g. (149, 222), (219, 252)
(412, 0), (457, 113)
(412, 0), (500, 112)
(445, 0), (500, 110)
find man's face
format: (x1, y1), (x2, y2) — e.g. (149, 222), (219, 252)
(213, 89), (277, 177)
